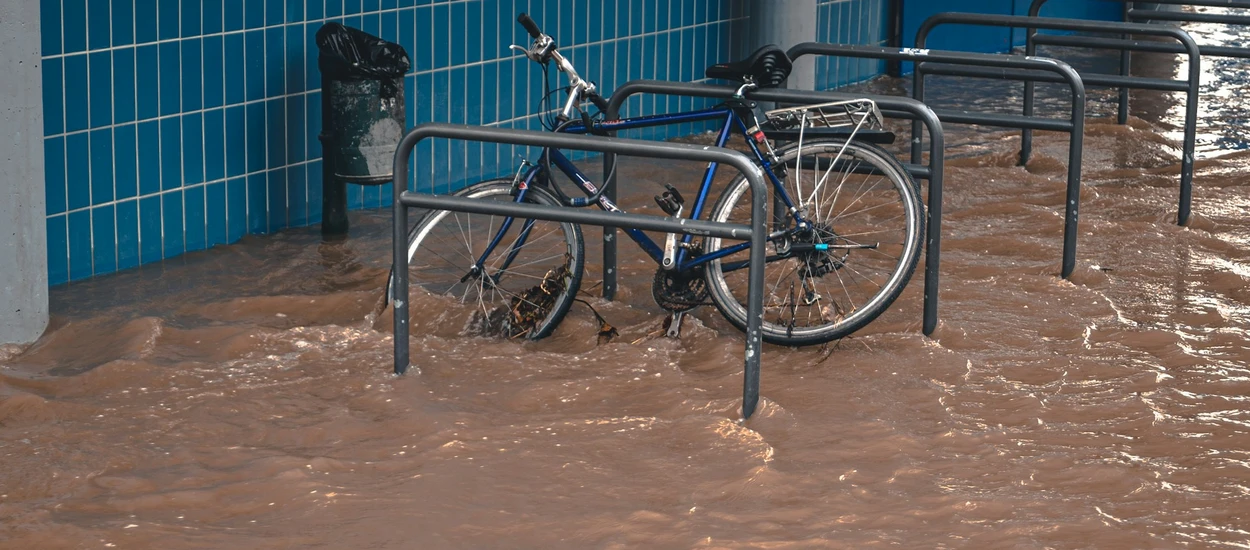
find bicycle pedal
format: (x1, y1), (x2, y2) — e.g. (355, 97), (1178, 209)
(654, 195), (681, 217)
(654, 184), (685, 217)
(665, 311), (686, 339)
(663, 184), (685, 205)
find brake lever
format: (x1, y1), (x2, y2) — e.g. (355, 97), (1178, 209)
(509, 44), (539, 62)
(509, 35), (554, 63)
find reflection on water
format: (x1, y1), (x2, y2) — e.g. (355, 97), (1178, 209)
(5, 12), (1250, 549)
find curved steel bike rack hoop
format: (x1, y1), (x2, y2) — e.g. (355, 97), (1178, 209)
(600, 80), (947, 336)
(1034, 0), (1250, 49)
(917, 12), (1202, 226)
(391, 123), (770, 419)
(786, 43), (1087, 280)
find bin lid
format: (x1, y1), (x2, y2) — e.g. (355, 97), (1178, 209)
(316, 22), (410, 80)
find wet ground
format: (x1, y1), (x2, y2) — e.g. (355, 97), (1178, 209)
(5, 14), (1250, 549)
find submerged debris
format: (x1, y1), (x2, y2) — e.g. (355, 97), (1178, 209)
(507, 265), (571, 339)
(574, 299), (619, 345)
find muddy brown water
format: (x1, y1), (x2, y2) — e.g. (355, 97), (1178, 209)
(5, 29), (1250, 549)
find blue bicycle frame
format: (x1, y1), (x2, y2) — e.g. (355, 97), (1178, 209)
(494, 103), (806, 275)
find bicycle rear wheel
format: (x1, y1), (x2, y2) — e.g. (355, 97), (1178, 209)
(387, 179), (584, 340)
(704, 138), (924, 346)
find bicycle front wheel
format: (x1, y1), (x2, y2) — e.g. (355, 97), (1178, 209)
(704, 138), (924, 346)
(387, 180), (584, 340)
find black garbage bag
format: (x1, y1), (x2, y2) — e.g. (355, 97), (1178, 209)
(315, 22), (410, 81)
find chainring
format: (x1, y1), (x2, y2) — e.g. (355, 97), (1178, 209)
(652, 267), (711, 313)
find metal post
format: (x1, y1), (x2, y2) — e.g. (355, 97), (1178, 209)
(1119, 2), (1133, 125)
(1022, 22), (1038, 165)
(887, 0), (906, 77)
(391, 144), (409, 373)
(602, 153), (618, 301)
(320, 130), (350, 237)
(393, 123), (769, 419)
(1180, 34), (1201, 225)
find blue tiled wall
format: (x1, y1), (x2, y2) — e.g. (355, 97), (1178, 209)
(41, 0), (903, 286)
(901, 0), (1121, 55)
(814, 0), (890, 91)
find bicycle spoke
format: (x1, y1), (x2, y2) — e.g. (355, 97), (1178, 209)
(707, 139), (921, 345)
(404, 182), (583, 341)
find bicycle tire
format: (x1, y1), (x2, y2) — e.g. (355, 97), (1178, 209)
(386, 179), (584, 340)
(703, 138), (924, 346)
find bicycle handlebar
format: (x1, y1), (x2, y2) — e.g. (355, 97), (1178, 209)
(517, 13), (542, 39)
(513, 12), (602, 120)
(588, 92), (610, 114)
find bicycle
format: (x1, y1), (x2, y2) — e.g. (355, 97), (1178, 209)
(386, 13), (925, 347)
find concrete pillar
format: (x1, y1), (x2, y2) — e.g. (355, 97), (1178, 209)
(749, 0), (818, 91)
(0, 0), (49, 345)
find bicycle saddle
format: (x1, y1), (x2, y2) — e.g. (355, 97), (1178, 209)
(705, 45), (792, 88)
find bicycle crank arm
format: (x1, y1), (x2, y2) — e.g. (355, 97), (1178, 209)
(661, 205), (685, 270)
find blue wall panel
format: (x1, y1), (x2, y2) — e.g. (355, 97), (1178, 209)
(901, 0), (1123, 53)
(40, 0), (767, 284)
(902, 0), (1015, 54)
(42, 0), (964, 285)
(815, 0), (891, 90)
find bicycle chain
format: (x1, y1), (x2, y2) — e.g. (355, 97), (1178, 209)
(651, 268), (713, 313)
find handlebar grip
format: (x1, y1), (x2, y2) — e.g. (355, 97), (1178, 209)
(517, 13), (542, 39)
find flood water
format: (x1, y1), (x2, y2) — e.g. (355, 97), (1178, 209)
(6, 17), (1250, 550)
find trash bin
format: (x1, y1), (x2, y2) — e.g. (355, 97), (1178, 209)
(315, 23), (410, 236)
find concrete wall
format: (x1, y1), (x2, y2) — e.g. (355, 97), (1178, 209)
(0, 0), (49, 345)
(751, 0), (818, 90)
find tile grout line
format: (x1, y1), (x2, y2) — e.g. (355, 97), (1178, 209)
(109, 0), (118, 273)
(57, 159), (325, 219)
(222, 0), (230, 244)
(178, 0), (189, 261)
(86, 0), (96, 278)
(41, 18), (735, 142)
(131, 0), (144, 266)
(54, 0), (67, 280)
(153, 0), (166, 266)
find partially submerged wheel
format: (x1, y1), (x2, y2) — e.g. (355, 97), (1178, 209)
(704, 138), (925, 346)
(386, 180), (584, 340)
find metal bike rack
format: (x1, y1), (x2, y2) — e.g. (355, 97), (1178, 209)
(391, 123), (771, 419)
(917, 12), (1202, 226)
(1033, 1), (1250, 61)
(1119, 0), (1250, 31)
(600, 80), (947, 336)
(786, 43), (1087, 279)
